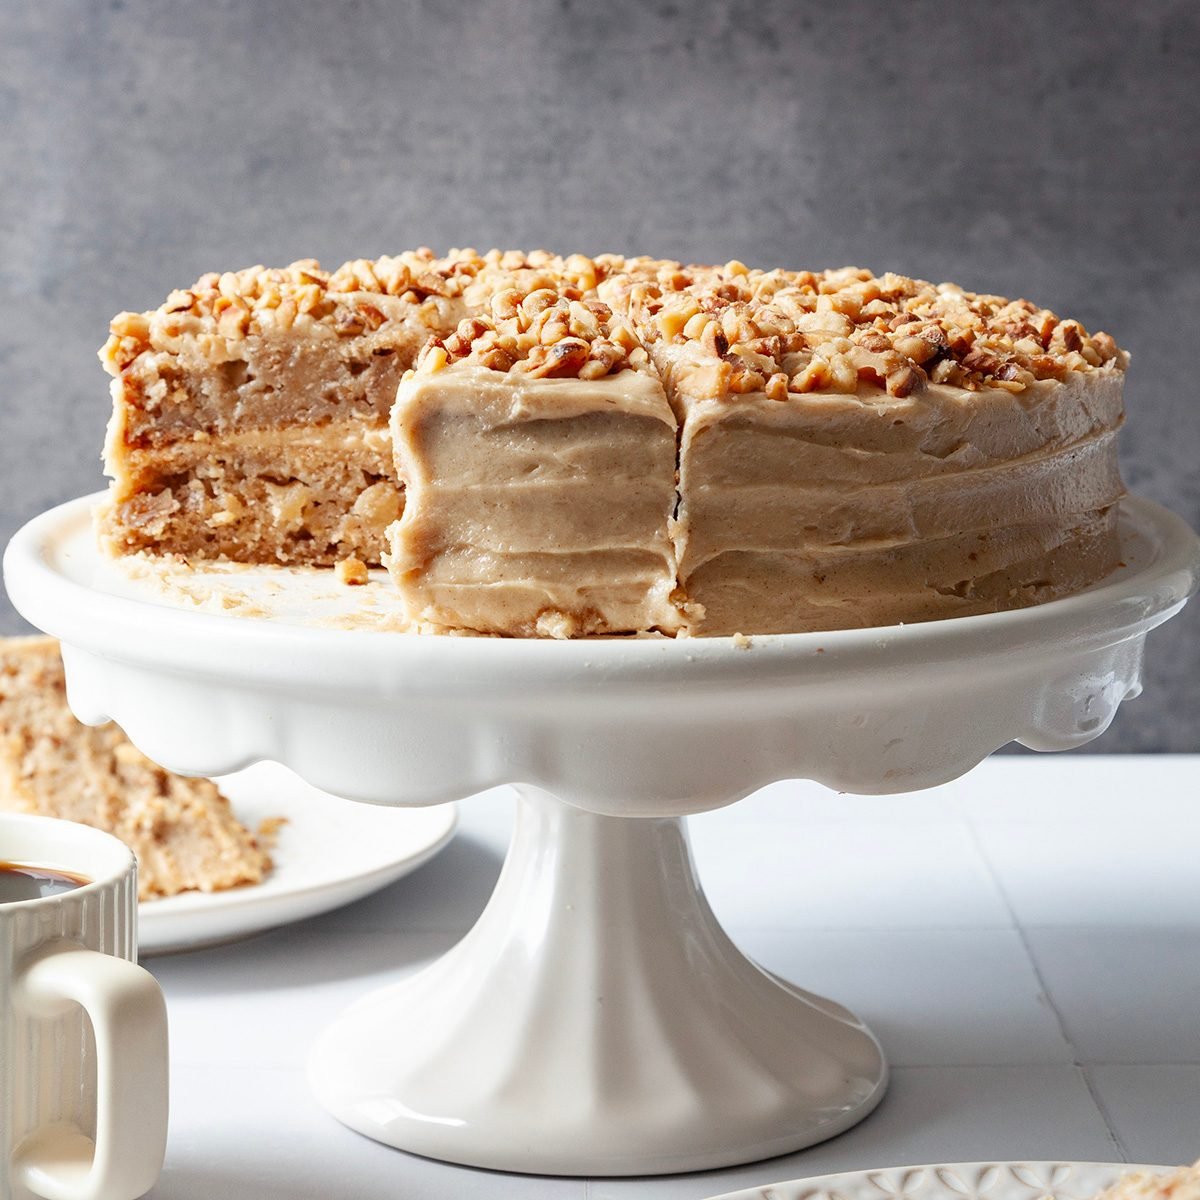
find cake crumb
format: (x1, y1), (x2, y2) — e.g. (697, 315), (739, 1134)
(535, 610), (581, 639)
(336, 556), (369, 586)
(257, 816), (288, 849)
(732, 632), (752, 649)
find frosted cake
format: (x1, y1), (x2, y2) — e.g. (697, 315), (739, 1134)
(100, 251), (1128, 636)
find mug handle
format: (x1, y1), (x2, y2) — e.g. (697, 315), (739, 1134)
(12, 942), (168, 1200)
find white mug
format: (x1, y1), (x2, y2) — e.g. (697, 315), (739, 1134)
(0, 813), (168, 1200)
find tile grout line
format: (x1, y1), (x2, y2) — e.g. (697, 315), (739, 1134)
(164, 1060), (1193, 1075)
(964, 819), (1131, 1162)
(318, 921), (1030, 937)
(1075, 1063), (1134, 1165)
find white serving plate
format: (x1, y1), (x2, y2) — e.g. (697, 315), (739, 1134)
(707, 1160), (1167, 1200)
(137, 762), (456, 955)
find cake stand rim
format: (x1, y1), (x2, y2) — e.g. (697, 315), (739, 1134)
(4, 492), (1197, 694)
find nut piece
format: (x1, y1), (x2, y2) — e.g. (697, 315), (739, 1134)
(336, 557), (369, 586)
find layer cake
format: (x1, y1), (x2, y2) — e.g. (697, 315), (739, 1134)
(100, 252), (1128, 637)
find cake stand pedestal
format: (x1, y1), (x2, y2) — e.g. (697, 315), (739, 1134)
(5, 495), (1198, 1176)
(309, 786), (885, 1174)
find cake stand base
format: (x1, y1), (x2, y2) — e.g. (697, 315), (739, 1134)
(308, 786), (886, 1175)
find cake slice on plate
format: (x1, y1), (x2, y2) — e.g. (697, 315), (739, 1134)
(387, 284), (684, 636)
(0, 637), (271, 900)
(1098, 1164), (1200, 1200)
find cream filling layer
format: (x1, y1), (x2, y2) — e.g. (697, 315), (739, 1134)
(109, 419), (392, 499)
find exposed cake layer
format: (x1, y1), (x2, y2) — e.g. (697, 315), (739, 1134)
(103, 295), (454, 448)
(100, 421), (397, 565)
(98, 251), (606, 563)
(0, 637), (271, 899)
(388, 294), (681, 637)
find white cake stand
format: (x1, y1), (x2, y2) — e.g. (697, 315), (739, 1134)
(5, 494), (1198, 1177)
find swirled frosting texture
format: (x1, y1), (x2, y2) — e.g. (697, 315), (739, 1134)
(669, 371), (1123, 634)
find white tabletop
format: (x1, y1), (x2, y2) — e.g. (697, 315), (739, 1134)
(145, 754), (1200, 1199)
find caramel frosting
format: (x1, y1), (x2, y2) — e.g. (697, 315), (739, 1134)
(388, 365), (681, 638)
(671, 368), (1124, 635)
(686, 510), (1120, 635)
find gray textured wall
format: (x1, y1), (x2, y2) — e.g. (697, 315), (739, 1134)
(2, 0), (1197, 749)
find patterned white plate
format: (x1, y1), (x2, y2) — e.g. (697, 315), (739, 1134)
(707, 1161), (1168, 1200)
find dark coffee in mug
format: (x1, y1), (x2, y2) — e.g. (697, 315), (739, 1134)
(0, 861), (90, 904)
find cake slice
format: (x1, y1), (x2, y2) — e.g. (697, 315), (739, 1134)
(618, 263), (1127, 634)
(0, 637), (271, 900)
(1096, 1164), (1200, 1200)
(97, 249), (606, 567)
(386, 286), (684, 636)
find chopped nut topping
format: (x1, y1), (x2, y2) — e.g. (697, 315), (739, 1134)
(99, 248), (611, 375)
(413, 285), (650, 382)
(100, 252), (1128, 406)
(602, 262), (1128, 400)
